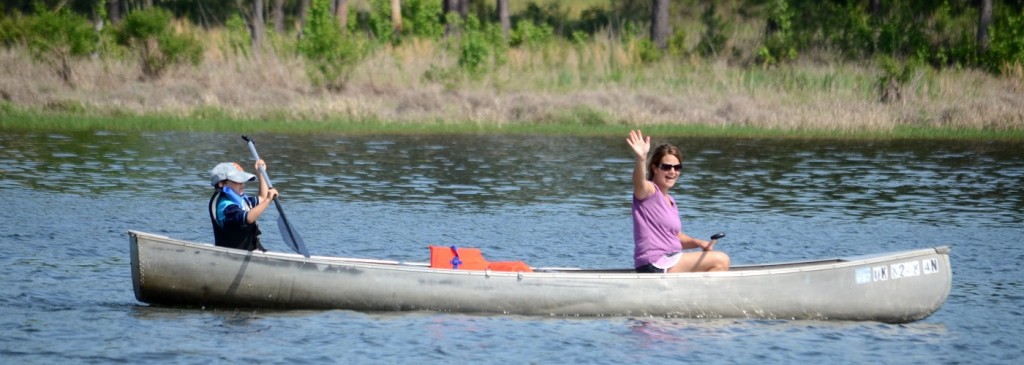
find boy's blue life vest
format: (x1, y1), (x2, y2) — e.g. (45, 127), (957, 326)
(208, 187), (266, 252)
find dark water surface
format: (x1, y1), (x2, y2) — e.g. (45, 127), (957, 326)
(2, 131), (1021, 364)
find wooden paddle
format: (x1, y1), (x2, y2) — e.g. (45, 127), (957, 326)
(242, 135), (310, 258)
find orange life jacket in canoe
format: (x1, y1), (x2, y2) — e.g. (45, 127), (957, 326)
(429, 245), (533, 272)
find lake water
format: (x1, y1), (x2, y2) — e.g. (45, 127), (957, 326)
(1, 131), (1021, 363)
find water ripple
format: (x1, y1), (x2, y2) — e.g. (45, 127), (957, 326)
(1, 132), (1022, 364)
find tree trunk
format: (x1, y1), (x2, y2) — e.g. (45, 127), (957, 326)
(977, 0), (992, 55)
(498, 0), (510, 40)
(108, 0), (121, 25)
(53, 0), (69, 11)
(336, 0), (349, 29)
(252, 0), (266, 55)
(458, 0), (469, 19)
(58, 54), (75, 89)
(391, 0), (402, 34)
(651, 0), (670, 50)
(867, 0), (881, 16)
(444, 0), (459, 36)
(297, 0), (310, 36)
(272, 0), (286, 34)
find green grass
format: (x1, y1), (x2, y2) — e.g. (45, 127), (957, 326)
(3, 106), (1021, 141)
(508, 0), (609, 18)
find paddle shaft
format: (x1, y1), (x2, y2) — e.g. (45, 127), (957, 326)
(241, 135), (309, 258)
(707, 232), (725, 250)
(243, 139), (277, 192)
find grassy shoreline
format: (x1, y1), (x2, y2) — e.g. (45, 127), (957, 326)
(2, 30), (1022, 140)
(3, 107), (1022, 140)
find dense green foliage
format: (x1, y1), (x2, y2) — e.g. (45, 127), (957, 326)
(298, 0), (371, 91)
(695, 2), (729, 58)
(224, 13), (252, 57)
(456, 14), (508, 74)
(116, 8), (204, 80)
(2, 0), (1022, 82)
(359, 0), (445, 43)
(779, 0), (1022, 73)
(983, 9), (1024, 73)
(23, 5), (96, 86)
(756, 0), (796, 66)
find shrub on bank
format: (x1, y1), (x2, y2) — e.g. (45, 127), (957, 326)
(298, 0), (371, 91)
(116, 8), (203, 80)
(24, 6), (96, 87)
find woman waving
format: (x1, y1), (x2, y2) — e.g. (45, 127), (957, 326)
(627, 130), (730, 273)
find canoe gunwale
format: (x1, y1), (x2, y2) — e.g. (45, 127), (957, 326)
(128, 230), (948, 279)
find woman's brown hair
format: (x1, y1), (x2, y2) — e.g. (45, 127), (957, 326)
(647, 144), (683, 181)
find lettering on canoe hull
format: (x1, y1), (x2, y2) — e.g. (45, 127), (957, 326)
(855, 258), (940, 285)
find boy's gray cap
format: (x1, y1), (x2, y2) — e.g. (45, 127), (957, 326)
(210, 162), (256, 186)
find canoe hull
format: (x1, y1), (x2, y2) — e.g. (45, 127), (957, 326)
(129, 231), (951, 323)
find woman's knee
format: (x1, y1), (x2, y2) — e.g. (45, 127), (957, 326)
(713, 252), (731, 270)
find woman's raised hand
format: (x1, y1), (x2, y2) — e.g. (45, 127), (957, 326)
(626, 130), (651, 159)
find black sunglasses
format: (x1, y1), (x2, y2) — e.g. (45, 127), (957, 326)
(658, 163), (682, 172)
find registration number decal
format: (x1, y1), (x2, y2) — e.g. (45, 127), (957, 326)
(922, 258), (940, 274)
(890, 260), (921, 279)
(856, 258), (939, 284)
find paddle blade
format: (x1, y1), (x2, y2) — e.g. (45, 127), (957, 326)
(278, 214), (310, 258)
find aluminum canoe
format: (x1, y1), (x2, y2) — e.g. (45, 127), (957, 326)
(129, 231), (951, 323)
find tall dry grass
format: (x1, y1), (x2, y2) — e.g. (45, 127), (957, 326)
(1, 30), (1022, 133)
